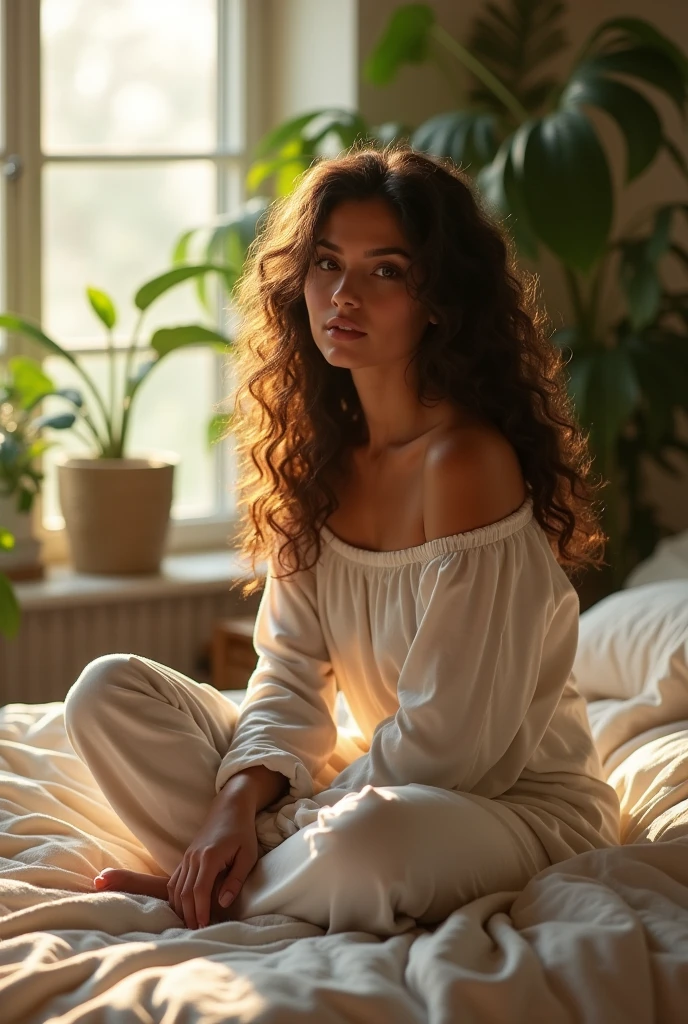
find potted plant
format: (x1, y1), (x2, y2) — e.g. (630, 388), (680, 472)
(0, 355), (79, 636)
(182, 3), (688, 591)
(0, 264), (234, 575)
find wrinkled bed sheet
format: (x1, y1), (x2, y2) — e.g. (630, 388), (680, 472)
(1, 699), (687, 1024)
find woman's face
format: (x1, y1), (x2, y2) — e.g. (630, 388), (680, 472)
(303, 197), (435, 370)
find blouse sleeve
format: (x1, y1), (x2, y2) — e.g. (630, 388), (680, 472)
(215, 555), (338, 802)
(328, 533), (578, 795)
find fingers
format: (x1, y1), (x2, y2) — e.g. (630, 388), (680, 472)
(169, 856), (228, 930)
(218, 847), (254, 910)
(191, 861), (219, 930)
(168, 861), (188, 922)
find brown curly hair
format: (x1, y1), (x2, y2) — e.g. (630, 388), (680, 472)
(225, 141), (606, 596)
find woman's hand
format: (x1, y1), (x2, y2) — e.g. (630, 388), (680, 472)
(168, 787), (259, 929)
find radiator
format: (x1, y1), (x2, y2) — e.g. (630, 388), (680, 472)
(0, 553), (263, 705)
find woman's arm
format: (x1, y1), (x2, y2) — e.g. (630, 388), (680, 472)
(215, 556), (338, 802)
(218, 764), (290, 812)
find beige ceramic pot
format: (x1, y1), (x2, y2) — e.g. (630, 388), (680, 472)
(56, 451), (180, 575)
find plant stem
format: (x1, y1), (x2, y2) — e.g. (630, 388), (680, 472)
(430, 24), (529, 123)
(67, 357), (116, 454)
(106, 326), (116, 453)
(119, 309), (147, 457)
(77, 411), (108, 452)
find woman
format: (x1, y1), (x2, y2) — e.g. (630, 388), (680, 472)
(64, 143), (621, 935)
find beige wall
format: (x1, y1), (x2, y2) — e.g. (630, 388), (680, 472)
(264, 0), (358, 125)
(356, 0), (688, 534)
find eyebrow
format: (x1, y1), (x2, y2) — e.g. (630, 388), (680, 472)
(315, 238), (412, 259)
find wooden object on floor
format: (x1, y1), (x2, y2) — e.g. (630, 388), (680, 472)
(212, 615), (258, 691)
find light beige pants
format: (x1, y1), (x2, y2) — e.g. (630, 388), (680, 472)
(64, 653), (551, 936)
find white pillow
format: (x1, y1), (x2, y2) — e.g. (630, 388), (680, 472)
(573, 581), (688, 765)
(624, 530), (688, 589)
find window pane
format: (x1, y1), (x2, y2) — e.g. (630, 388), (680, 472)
(41, 0), (216, 154)
(40, 347), (220, 526)
(43, 161), (216, 346)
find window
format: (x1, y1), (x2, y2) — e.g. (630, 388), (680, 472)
(1, 0), (256, 560)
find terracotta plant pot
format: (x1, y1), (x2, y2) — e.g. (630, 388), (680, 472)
(56, 451), (180, 575)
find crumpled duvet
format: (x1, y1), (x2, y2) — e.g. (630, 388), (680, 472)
(1, 700), (687, 1024)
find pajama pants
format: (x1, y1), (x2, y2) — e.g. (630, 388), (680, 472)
(63, 653), (552, 936)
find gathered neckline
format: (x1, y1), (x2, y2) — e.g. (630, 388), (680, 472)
(320, 496), (535, 567)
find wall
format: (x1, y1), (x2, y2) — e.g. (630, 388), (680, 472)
(264, 0), (358, 123)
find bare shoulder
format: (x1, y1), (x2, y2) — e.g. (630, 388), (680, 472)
(422, 424), (527, 541)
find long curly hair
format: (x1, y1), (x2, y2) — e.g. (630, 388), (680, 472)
(225, 142), (606, 596)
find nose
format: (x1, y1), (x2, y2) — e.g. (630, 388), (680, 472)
(331, 269), (360, 308)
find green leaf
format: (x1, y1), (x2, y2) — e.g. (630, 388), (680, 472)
(411, 110), (498, 170)
(646, 205), (674, 262)
(55, 387), (84, 409)
(0, 529), (15, 551)
(363, 3), (436, 85)
(249, 110), (369, 190)
(619, 241), (662, 331)
(22, 385), (84, 416)
(252, 110), (330, 161)
(583, 17), (688, 82)
(579, 47), (686, 119)
(551, 326), (584, 352)
(134, 265), (233, 311)
(467, 0), (568, 114)
(0, 572), (21, 640)
(300, 108), (370, 149)
(512, 110), (613, 272)
(125, 358), (157, 397)
(31, 412), (77, 432)
(86, 286), (117, 330)
(565, 350), (595, 422)
(502, 142), (540, 261)
(171, 228), (197, 266)
(562, 74), (661, 182)
(275, 143), (312, 198)
(585, 346), (641, 459)
(208, 412), (233, 448)
(370, 120), (414, 147)
(17, 487), (35, 513)
(205, 199), (270, 270)
(476, 136), (540, 261)
(0, 314), (79, 367)
(7, 357), (55, 408)
(150, 324), (233, 359)
(475, 137), (510, 217)
(247, 151), (309, 194)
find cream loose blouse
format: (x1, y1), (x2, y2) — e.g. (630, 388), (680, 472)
(216, 498), (621, 860)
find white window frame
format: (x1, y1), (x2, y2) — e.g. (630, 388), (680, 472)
(1, 0), (269, 563)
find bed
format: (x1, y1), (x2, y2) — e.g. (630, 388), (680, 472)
(1, 579), (687, 1023)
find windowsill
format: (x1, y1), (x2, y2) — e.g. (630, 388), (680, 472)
(37, 514), (241, 567)
(12, 548), (266, 611)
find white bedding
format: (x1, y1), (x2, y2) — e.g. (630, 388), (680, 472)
(1, 698), (687, 1023)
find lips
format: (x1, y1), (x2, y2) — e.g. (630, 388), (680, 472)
(326, 325), (367, 341)
(325, 317), (367, 342)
